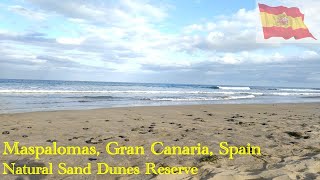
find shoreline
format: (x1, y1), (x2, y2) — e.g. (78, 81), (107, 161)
(2, 102), (320, 115)
(0, 103), (319, 179)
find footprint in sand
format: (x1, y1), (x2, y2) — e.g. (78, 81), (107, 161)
(177, 124), (183, 128)
(193, 118), (205, 122)
(227, 118), (235, 122)
(46, 139), (57, 143)
(237, 122), (255, 127)
(285, 131), (303, 139)
(103, 137), (114, 141)
(231, 114), (244, 118)
(2, 131), (10, 135)
(85, 138), (102, 144)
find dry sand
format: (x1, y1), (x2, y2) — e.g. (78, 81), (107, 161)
(0, 103), (320, 180)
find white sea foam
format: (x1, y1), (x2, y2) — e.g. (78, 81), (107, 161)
(151, 97), (221, 101)
(151, 95), (256, 101)
(278, 88), (320, 92)
(218, 86), (251, 90)
(269, 92), (320, 96)
(224, 95), (256, 100)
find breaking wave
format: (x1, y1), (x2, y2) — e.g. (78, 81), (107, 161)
(148, 95), (256, 101)
(277, 88), (320, 92)
(217, 86), (251, 90)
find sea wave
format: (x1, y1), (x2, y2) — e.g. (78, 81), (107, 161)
(208, 86), (219, 89)
(77, 96), (114, 99)
(1, 89), (319, 97)
(277, 88), (320, 92)
(149, 97), (221, 101)
(217, 86), (251, 90)
(239, 92), (264, 96)
(223, 95), (256, 100)
(0, 90), (195, 94)
(148, 95), (255, 101)
(269, 92), (320, 96)
(0, 89), (241, 95)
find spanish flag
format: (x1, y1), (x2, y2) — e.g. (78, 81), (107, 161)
(258, 3), (316, 40)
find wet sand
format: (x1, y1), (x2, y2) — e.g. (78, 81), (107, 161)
(0, 103), (320, 180)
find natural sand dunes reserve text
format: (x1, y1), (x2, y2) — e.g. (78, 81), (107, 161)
(2, 141), (261, 175)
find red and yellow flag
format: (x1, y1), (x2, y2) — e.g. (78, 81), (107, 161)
(258, 3), (316, 40)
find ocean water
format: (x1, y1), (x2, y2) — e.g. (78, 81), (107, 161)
(0, 79), (320, 113)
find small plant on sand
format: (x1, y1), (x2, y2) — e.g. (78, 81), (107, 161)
(199, 155), (219, 163)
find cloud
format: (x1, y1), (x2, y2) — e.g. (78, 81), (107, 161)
(176, 8), (274, 52)
(56, 37), (85, 45)
(0, 0), (319, 86)
(0, 31), (53, 44)
(27, 0), (168, 25)
(8, 5), (47, 20)
(27, 0), (106, 21)
(139, 48), (320, 74)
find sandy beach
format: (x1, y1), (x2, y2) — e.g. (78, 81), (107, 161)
(0, 103), (320, 180)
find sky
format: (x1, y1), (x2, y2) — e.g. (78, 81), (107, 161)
(0, 0), (319, 87)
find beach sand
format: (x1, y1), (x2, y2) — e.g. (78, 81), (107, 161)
(0, 104), (319, 180)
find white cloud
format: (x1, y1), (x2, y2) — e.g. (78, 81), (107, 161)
(8, 5), (47, 20)
(27, 0), (106, 21)
(184, 24), (204, 33)
(56, 37), (85, 45)
(118, 0), (167, 21)
(177, 8), (269, 52)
